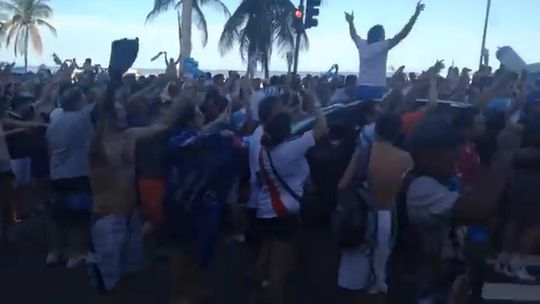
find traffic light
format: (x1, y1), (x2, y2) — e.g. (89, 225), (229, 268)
(293, 7), (304, 33)
(305, 0), (321, 29)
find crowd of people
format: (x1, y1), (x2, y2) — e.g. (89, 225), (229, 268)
(1, 2), (540, 304)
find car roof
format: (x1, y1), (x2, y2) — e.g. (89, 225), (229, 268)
(291, 99), (474, 135)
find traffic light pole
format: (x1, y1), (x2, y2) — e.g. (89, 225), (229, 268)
(293, 0), (304, 74)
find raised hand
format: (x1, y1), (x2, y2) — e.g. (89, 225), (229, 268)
(415, 1), (425, 15)
(427, 60), (445, 76)
(345, 11), (354, 24)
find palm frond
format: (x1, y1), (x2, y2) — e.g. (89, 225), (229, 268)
(36, 18), (56, 36)
(28, 24), (42, 54)
(218, 1), (250, 55)
(32, 2), (53, 18)
(1, 0), (56, 57)
(0, 1), (22, 15)
(5, 20), (19, 47)
(14, 24), (27, 56)
(199, 0), (230, 17)
(146, 0), (177, 22)
(192, 2), (208, 47)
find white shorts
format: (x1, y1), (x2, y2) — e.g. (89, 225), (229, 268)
(338, 210), (392, 293)
(10, 158), (31, 186)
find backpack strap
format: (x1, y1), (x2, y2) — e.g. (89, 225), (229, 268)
(394, 169), (420, 253)
(265, 149), (302, 203)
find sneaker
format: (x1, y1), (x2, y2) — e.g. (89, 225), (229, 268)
(494, 262), (515, 279)
(46, 252), (63, 266)
(66, 255), (86, 269)
(512, 266), (536, 282)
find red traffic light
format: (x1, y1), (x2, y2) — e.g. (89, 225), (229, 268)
(294, 9), (303, 19)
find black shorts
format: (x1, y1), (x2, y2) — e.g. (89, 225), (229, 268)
(256, 216), (299, 242)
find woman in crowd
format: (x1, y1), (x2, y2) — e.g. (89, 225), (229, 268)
(253, 87), (328, 304)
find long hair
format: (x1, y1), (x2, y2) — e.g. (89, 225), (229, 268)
(367, 25), (385, 44)
(261, 112), (291, 148)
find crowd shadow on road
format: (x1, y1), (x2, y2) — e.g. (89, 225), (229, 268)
(0, 216), (345, 304)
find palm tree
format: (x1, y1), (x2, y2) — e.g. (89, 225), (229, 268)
(146, 0), (231, 61)
(0, 0), (56, 72)
(219, 0), (308, 78)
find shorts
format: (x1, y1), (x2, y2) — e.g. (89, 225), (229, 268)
(338, 210), (392, 294)
(356, 85), (387, 101)
(256, 216), (299, 243)
(10, 158), (31, 186)
(245, 208), (259, 245)
(31, 152), (49, 179)
(138, 178), (165, 225)
(88, 211), (143, 293)
(50, 177), (92, 225)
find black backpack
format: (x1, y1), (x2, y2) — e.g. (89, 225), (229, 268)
(392, 170), (422, 263)
(332, 138), (375, 249)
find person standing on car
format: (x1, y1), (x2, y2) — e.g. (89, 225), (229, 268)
(346, 1), (425, 100)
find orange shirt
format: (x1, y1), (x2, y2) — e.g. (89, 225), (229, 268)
(401, 110), (426, 135)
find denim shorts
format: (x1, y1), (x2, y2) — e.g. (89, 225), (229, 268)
(88, 211), (143, 293)
(356, 85), (387, 101)
(50, 177), (92, 225)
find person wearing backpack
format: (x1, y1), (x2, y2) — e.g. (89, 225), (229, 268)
(253, 87), (328, 304)
(389, 118), (522, 304)
(336, 113), (412, 304)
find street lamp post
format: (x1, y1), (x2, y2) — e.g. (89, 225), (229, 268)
(479, 0), (492, 70)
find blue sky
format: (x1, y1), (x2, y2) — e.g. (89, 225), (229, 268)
(1, 0), (538, 73)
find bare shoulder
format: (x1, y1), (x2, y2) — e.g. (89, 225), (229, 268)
(396, 148), (414, 167)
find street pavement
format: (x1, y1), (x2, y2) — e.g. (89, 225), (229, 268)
(1, 215), (539, 304)
(0, 216), (344, 304)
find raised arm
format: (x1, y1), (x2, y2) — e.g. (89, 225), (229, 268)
(164, 52), (169, 67)
(345, 12), (360, 42)
(308, 80), (329, 141)
(388, 1), (425, 49)
(424, 60), (444, 111)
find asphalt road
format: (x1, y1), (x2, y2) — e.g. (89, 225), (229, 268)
(1, 215), (539, 304)
(0, 216), (344, 304)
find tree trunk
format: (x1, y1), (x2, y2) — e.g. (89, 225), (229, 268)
(180, 0), (193, 69)
(24, 30), (28, 73)
(263, 53), (270, 79)
(177, 10), (182, 59)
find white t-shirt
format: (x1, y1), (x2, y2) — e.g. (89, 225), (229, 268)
(0, 121), (11, 173)
(46, 105), (94, 180)
(353, 36), (390, 87)
(249, 90), (266, 122)
(248, 125), (264, 208)
(406, 175), (458, 257)
(256, 131), (316, 218)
